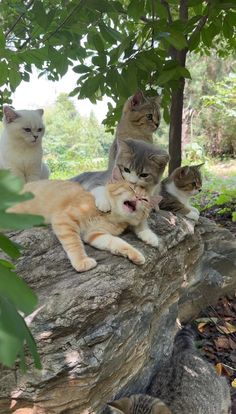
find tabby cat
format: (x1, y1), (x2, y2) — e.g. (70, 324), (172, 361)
(160, 164), (203, 221)
(72, 90), (164, 209)
(9, 168), (162, 272)
(109, 89), (161, 168)
(108, 327), (231, 414)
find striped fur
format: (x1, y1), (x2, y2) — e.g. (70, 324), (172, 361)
(8, 179), (156, 272)
(108, 394), (171, 414)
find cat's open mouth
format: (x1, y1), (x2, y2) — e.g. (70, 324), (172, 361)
(123, 200), (137, 213)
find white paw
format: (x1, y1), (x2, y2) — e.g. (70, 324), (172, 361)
(91, 186), (111, 212)
(138, 229), (160, 248)
(186, 210), (199, 221)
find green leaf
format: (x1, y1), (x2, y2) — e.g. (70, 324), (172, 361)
(0, 211), (44, 230)
(0, 234), (21, 259)
(232, 212), (236, 222)
(0, 61), (8, 87)
(92, 34), (104, 52)
(165, 30), (188, 50)
(127, 0), (145, 20)
(92, 54), (107, 67)
(157, 68), (179, 85)
(0, 263), (37, 315)
(0, 29), (6, 48)
(32, 0), (48, 29)
(73, 64), (92, 74)
(0, 296), (41, 369)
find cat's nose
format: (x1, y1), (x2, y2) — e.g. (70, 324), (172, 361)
(33, 135), (38, 139)
(198, 188), (202, 192)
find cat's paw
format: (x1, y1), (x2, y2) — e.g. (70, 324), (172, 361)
(137, 228), (161, 248)
(74, 257), (97, 272)
(128, 249), (145, 265)
(186, 210), (199, 221)
(91, 186), (111, 212)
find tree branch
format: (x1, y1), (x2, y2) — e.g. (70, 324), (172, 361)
(188, 4), (210, 45)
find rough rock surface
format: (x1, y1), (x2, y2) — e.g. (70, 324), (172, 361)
(0, 213), (235, 414)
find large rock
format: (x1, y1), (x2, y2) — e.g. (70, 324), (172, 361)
(0, 214), (235, 414)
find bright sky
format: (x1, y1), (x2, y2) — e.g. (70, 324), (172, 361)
(12, 67), (110, 123)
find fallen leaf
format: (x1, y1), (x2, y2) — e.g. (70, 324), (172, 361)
(196, 317), (218, 324)
(198, 322), (207, 332)
(217, 322), (236, 334)
(229, 338), (236, 350)
(231, 378), (236, 388)
(214, 336), (230, 350)
(215, 362), (222, 375)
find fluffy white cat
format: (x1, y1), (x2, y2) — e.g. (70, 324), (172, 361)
(0, 106), (50, 183)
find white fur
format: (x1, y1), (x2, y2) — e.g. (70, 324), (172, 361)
(0, 107), (49, 183)
(133, 220), (161, 248)
(92, 185), (111, 212)
(86, 233), (145, 265)
(166, 181), (200, 221)
(122, 170), (139, 184)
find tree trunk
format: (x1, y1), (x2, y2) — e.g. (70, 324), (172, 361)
(168, 0), (188, 174)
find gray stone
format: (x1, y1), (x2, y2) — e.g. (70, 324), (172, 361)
(0, 214), (235, 414)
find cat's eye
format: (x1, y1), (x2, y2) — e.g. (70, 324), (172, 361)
(192, 181), (196, 186)
(140, 173), (149, 178)
(146, 113), (153, 120)
(23, 128), (31, 132)
(124, 167), (131, 173)
(37, 128), (42, 132)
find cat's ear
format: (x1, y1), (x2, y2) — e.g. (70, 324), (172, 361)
(116, 139), (130, 156)
(108, 397), (132, 414)
(150, 195), (163, 209)
(3, 106), (20, 123)
(194, 162), (204, 169)
(130, 89), (146, 108)
(110, 166), (123, 183)
(179, 166), (190, 178)
(151, 153), (169, 168)
(36, 109), (44, 116)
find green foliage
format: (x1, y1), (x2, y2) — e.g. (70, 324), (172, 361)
(0, 0), (235, 124)
(0, 171), (43, 370)
(43, 93), (110, 178)
(193, 161), (236, 222)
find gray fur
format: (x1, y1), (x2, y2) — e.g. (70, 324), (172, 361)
(71, 139), (169, 194)
(148, 327), (231, 414)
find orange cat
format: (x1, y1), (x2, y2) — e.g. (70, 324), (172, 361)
(9, 169), (161, 272)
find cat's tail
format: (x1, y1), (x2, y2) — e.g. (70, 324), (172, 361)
(173, 326), (195, 355)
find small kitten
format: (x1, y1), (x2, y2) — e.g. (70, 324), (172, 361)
(148, 326), (231, 414)
(88, 140), (168, 249)
(109, 89), (161, 169)
(160, 164), (203, 221)
(108, 394), (171, 414)
(0, 106), (49, 183)
(108, 327), (231, 414)
(9, 168), (161, 273)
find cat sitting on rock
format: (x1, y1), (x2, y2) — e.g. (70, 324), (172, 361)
(0, 105), (49, 183)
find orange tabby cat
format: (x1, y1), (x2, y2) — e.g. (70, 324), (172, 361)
(9, 169), (160, 272)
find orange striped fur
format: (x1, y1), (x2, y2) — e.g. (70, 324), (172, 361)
(8, 179), (155, 272)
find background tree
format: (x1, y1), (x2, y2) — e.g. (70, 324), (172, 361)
(0, 0), (236, 171)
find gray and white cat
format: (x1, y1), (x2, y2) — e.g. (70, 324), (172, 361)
(73, 139), (169, 248)
(160, 164), (204, 221)
(108, 327), (231, 414)
(0, 106), (49, 183)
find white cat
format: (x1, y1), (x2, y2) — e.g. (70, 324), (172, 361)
(0, 106), (50, 183)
